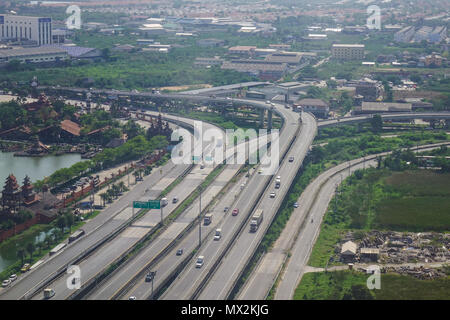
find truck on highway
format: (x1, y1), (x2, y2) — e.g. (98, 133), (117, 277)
(68, 229), (85, 243)
(250, 209), (264, 232)
(49, 243), (67, 256)
(204, 213), (212, 225)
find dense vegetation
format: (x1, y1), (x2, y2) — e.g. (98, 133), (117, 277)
(294, 270), (450, 300)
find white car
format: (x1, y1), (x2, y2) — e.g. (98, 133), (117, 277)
(2, 279), (11, 287)
(9, 274), (17, 282)
(196, 256), (204, 268)
(270, 192), (276, 198)
(214, 229), (222, 241)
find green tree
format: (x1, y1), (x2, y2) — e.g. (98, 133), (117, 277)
(56, 215), (67, 233)
(370, 114), (383, 133)
(17, 248), (25, 266)
(65, 214), (74, 232)
(26, 242), (35, 263)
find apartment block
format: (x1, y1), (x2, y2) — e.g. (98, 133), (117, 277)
(331, 44), (365, 60)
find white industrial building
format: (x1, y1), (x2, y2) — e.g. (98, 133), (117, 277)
(0, 14), (52, 45)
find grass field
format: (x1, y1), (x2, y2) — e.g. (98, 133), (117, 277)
(294, 270), (450, 300)
(375, 171), (450, 232)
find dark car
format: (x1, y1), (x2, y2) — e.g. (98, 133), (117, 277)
(224, 207), (229, 212)
(145, 274), (152, 282)
(176, 248), (183, 256)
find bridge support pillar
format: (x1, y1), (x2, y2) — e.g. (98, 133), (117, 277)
(268, 110), (273, 130)
(259, 109), (265, 128)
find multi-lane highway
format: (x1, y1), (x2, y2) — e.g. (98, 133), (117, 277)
(157, 102), (315, 300)
(194, 111), (316, 300)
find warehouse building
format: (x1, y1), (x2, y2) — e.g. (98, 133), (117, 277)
(221, 59), (287, 81)
(354, 102), (412, 114)
(0, 46), (68, 64)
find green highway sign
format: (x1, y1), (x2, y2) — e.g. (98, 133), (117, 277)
(133, 201), (149, 209)
(133, 200), (161, 209)
(148, 200), (161, 209)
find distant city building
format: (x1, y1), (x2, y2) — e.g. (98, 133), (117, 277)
(0, 14), (52, 45)
(424, 53), (444, 67)
(331, 44), (365, 60)
(254, 48), (277, 57)
(264, 52), (302, 65)
(354, 102), (412, 114)
(196, 38), (225, 48)
(228, 46), (257, 56)
(394, 26), (415, 43)
(194, 56), (224, 68)
(269, 44), (290, 51)
(221, 59), (287, 81)
(304, 34), (327, 40)
(395, 25), (447, 43)
(294, 98), (329, 118)
(355, 79), (385, 102)
(43, 44), (103, 60)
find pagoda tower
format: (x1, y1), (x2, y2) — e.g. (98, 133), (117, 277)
(22, 175), (37, 206)
(2, 174), (21, 214)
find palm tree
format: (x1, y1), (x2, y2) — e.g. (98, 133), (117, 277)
(118, 181), (126, 193)
(45, 235), (52, 249)
(26, 242), (35, 263)
(133, 171), (140, 183)
(17, 248), (25, 266)
(57, 215), (66, 233)
(65, 214), (74, 233)
(111, 184), (120, 198)
(106, 189), (115, 202)
(100, 193), (108, 207)
(37, 242), (43, 255)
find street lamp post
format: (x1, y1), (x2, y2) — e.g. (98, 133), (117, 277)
(198, 186), (202, 247)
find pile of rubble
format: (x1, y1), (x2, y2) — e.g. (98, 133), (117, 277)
(337, 230), (450, 265)
(379, 265), (448, 280)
